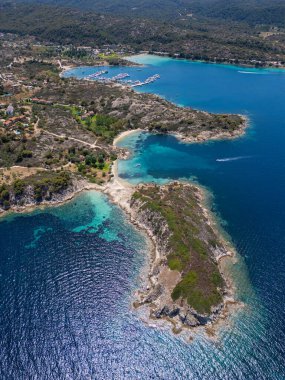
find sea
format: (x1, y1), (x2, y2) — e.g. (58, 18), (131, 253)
(1, 55), (285, 379)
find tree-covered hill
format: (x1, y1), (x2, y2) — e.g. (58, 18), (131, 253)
(0, 2), (284, 64)
(186, 0), (285, 27)
(0, 3), (184, 45)
(3, 0), (285, 26)
(2, 0), (190, 20)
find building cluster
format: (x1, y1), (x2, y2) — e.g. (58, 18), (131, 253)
(0, 103), (31, 135)
(3, 115), (27, 128)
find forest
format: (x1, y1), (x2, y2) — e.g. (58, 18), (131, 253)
(3, 0), (285, 26)
(0, 1), (284, 64)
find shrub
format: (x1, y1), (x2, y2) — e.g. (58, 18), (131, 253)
(13, 179), (25, 196)
(22, 150), (33, 158)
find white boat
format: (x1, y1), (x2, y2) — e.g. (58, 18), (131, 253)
(85, 70), (108, 79)
(111, 73), (130, 81)
(130, 74), (160, 87)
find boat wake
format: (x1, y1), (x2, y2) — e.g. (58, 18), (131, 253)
(216, 156), (252, 162)
(238, 71), (265, 75)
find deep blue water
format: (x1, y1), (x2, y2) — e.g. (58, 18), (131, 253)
(1, 56), (285, 379)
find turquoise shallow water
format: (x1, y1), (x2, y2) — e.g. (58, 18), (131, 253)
(1, 56), (285, 379)
(116, 55), (285, 377)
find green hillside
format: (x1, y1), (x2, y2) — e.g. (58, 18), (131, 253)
(0, 2), (284, 65)
(3, 0), (285, 26)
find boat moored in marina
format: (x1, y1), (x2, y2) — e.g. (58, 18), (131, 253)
(131, 74), (160, 87)
(85, 70), (108, 79)
(110, 73), (130, 81)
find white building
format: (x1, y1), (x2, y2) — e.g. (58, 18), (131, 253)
(6, 104), (14, 116)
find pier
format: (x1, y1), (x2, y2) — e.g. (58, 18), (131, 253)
(131, 74), (160, 87)
(110, 73), (130, 81)
(85, 70), (108, 79)
(84, 70), (160, 87)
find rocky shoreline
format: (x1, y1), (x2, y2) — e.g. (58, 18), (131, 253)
(0, 127), (244, 335)
(51, 66), (248, 147)
(0, 177), (102, 218)
(173, 114), (248, 143)
(112, 112), (248, 149)
(105, 175), (239, 334)
(0, 33), (249, 339)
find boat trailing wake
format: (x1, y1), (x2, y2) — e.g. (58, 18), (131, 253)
(216, 156), (252, 162)
(238, 71), (267, 75)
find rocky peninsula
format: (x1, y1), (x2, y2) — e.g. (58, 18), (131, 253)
(103, 162), (238, 333)
(0, 42), (246, 333)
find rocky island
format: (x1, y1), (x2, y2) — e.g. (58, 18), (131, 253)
(0, 33), (246, 332)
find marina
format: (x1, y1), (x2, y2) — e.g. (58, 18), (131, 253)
(85, 70), (108, 79)
(130, 74), (160, 87)
(82, 69), (161, 87)
(110, 73), (130, 81)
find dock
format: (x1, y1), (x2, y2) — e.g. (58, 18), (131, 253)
(84, 70), (160, 88)
(110, 73), (130, 81)
(85, 70), (108, 79)
(131, 74), (160, 87)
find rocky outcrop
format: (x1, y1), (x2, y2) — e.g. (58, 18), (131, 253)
(36, 78), (247, 144)
(0, 175), (100, 215)
(129, 183), (234, 331)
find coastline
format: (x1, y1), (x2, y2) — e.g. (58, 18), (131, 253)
(0, 147), (242, 337)
(105, 138), (242, 335)
(59, 65), (76, 78)
(0, 57), (248, 336)
(193, 185), (242, 334)
(113, 128), (142, 147)
(174, 114), (248, 144)
(60, 59), (141, 78)
(0, 178), (103, 219)
(111, 116), (248, 151)
(59, 62), (248, 148)
(108, 172), (240, 336)
(126, 52), (285, 71)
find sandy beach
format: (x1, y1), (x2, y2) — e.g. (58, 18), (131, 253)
(113, 128), (142, 146)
